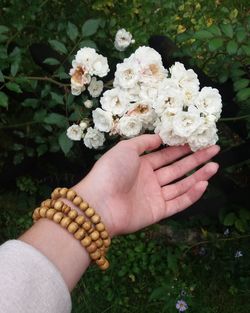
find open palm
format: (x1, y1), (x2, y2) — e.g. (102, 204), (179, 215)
(75, 134), (219, 237)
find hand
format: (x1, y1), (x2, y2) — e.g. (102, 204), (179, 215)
(74, 134), (220, 237)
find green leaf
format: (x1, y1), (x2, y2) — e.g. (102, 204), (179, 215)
(37, 144), (48, 157)
(82, 19), (100, 37)
(236, 30), (247, 43)
(208, 38), (224, 52)
(221, 24), (234, 38)
(236, 88), (250, 102)
(44, 113), (68, 127)
(0, 25), (9, 34)
(21, 98), (39, 108)
(0, 69), (4, 82)
(208, 25), (222, 36)
(59, 132), (73, 155)
(67, 22), (79, 41)
(34, 109), (47, 122)
(79, 39), (98, 50)
(194, 30), (213, 40)
(223, 212), (237, 226)
(50, 92), (64, 104)
(43, 58), (60, 65)
(235, 219), (245, 233)
(6, 82), (22, 93)
(0, 91), (8, 108)
(234, 79), (249, 91)
(242, 45), (250, 56)
(11, 60), (19, 76)
(239, 208), (250, 220)
(49, 40), (67, 54)
(227, 40), (238, 55)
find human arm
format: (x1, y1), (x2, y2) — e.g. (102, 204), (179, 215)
(19, 134), (220, 291)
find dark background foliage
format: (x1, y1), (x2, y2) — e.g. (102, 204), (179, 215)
(0, 0), (250, 312)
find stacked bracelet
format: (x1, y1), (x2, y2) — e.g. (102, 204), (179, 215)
(32, 188), (111, 270)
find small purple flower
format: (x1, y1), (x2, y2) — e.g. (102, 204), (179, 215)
(176, 299), (188, 312)
(235, 250), (243, 258)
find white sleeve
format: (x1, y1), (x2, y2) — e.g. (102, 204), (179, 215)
(0, 240), (72, 313)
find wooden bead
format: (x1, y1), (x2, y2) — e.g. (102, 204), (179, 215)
(60, 216), (71, 228)
(88, 226), (95, 234)
(74, 228), (85, 240)
(39, 207), (48, 217)
(100, 230), (109, 239)
(86, 242), (97, 253)
(51, 200), (56, 206)
(32, 208), (40, 220)
(68, 222), (79, 233)
(81, 236), (92, 247)
(68, 209), (78, 220)
(62, 205), (70, 214)
(73, 196), (82, 206)
(41, 199), (52, 207)
(79, 201), (88, 211)
(54, 200), (64, 210)
(53, 212), (64, 223)
(66, 189), (76, 201)
(51, 187), (61, 199)
(100, 246), (106, 256)
(85, 207), (95, 218)
(95, 238), (104, 248)
(90, 230), (100, 241)
(96, 256), (106, 266)
(90, 250), (101, 261)
(75, 215), (85, 225)
(46, 208), (56, 219)
(99, 260), (109, 270)
(59, 187), (68, 197)
(96, 223), (105, 232)
(83, 221), (92, 231)
(103, 238), (111, 248)
(91, 214), (101, 224)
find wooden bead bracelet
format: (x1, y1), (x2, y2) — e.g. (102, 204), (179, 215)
(32, 188), (111, 270)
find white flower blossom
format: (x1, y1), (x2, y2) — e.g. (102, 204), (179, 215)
(79, 120), (89, 130)
(118, 115), (142, 137)
(88, 77), (104, 98)
(114, 28), (135, 51)
(195, 87), (222, 120)
(114, 61), (140, 89)
(91, 54), (109, 77)
(84, 99), (93, 109)
(84, 127), (105, 149)
(170, 62), (199, 92)
(92, 108), (113, 132)
(172, 106), (201, 137)
(66, 124), (83, 141)
(100, 88), (129, 116)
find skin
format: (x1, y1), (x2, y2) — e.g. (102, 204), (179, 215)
(19, 134), (220, 291)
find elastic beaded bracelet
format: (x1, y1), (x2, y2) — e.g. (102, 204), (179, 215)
(33, 205), (110, 270)
(51, 187), (111, 249)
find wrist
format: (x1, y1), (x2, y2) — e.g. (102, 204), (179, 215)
(72, 178), (116, 238)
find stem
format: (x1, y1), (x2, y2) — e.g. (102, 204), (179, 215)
(0, 121), (40, 130)
(220, 114), (250, 122)
(3, 75), (70, 88)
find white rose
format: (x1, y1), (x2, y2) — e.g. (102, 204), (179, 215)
(172, 107), (202, 137)
(71, 84), (85, 96)
(66, 124), (83, 141)
(170, 62), (200, 92)
(188, 124), (218, 151)
(91, 54), (109, 77)
(128, 102), (156, 130)
(100, 88), (129, 116)
(74, 47), (98, 72)
(195, 87), (222, 120)
(114, 28), (135, 51)
(88, 77), (104, 98)
(118, 115), (143, 137)
(84, 127), (105, 149)
(114, 61), (140, 89)
(79, 120), (89, 130)
(155, 118), (186, 146)
(92, 108), (113, 132)
(134, 46), (162, 68)
(84, 99), (93, 109)
(154, 85), (183, 115)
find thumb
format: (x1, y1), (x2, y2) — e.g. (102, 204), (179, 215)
(127, 134), (162, 155)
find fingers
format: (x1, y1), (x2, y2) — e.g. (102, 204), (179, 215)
(163, 181), (208, 218)
(162, 162), (219, 201)
(156, 145), (220, 186)
(142, 144), (191, 170)
(126, 134), (162, 155)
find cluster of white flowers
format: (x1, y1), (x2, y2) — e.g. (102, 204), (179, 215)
(114, 29), (135, 51)
(69, 47), (109, 96)
(90, 46), (221, 151)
